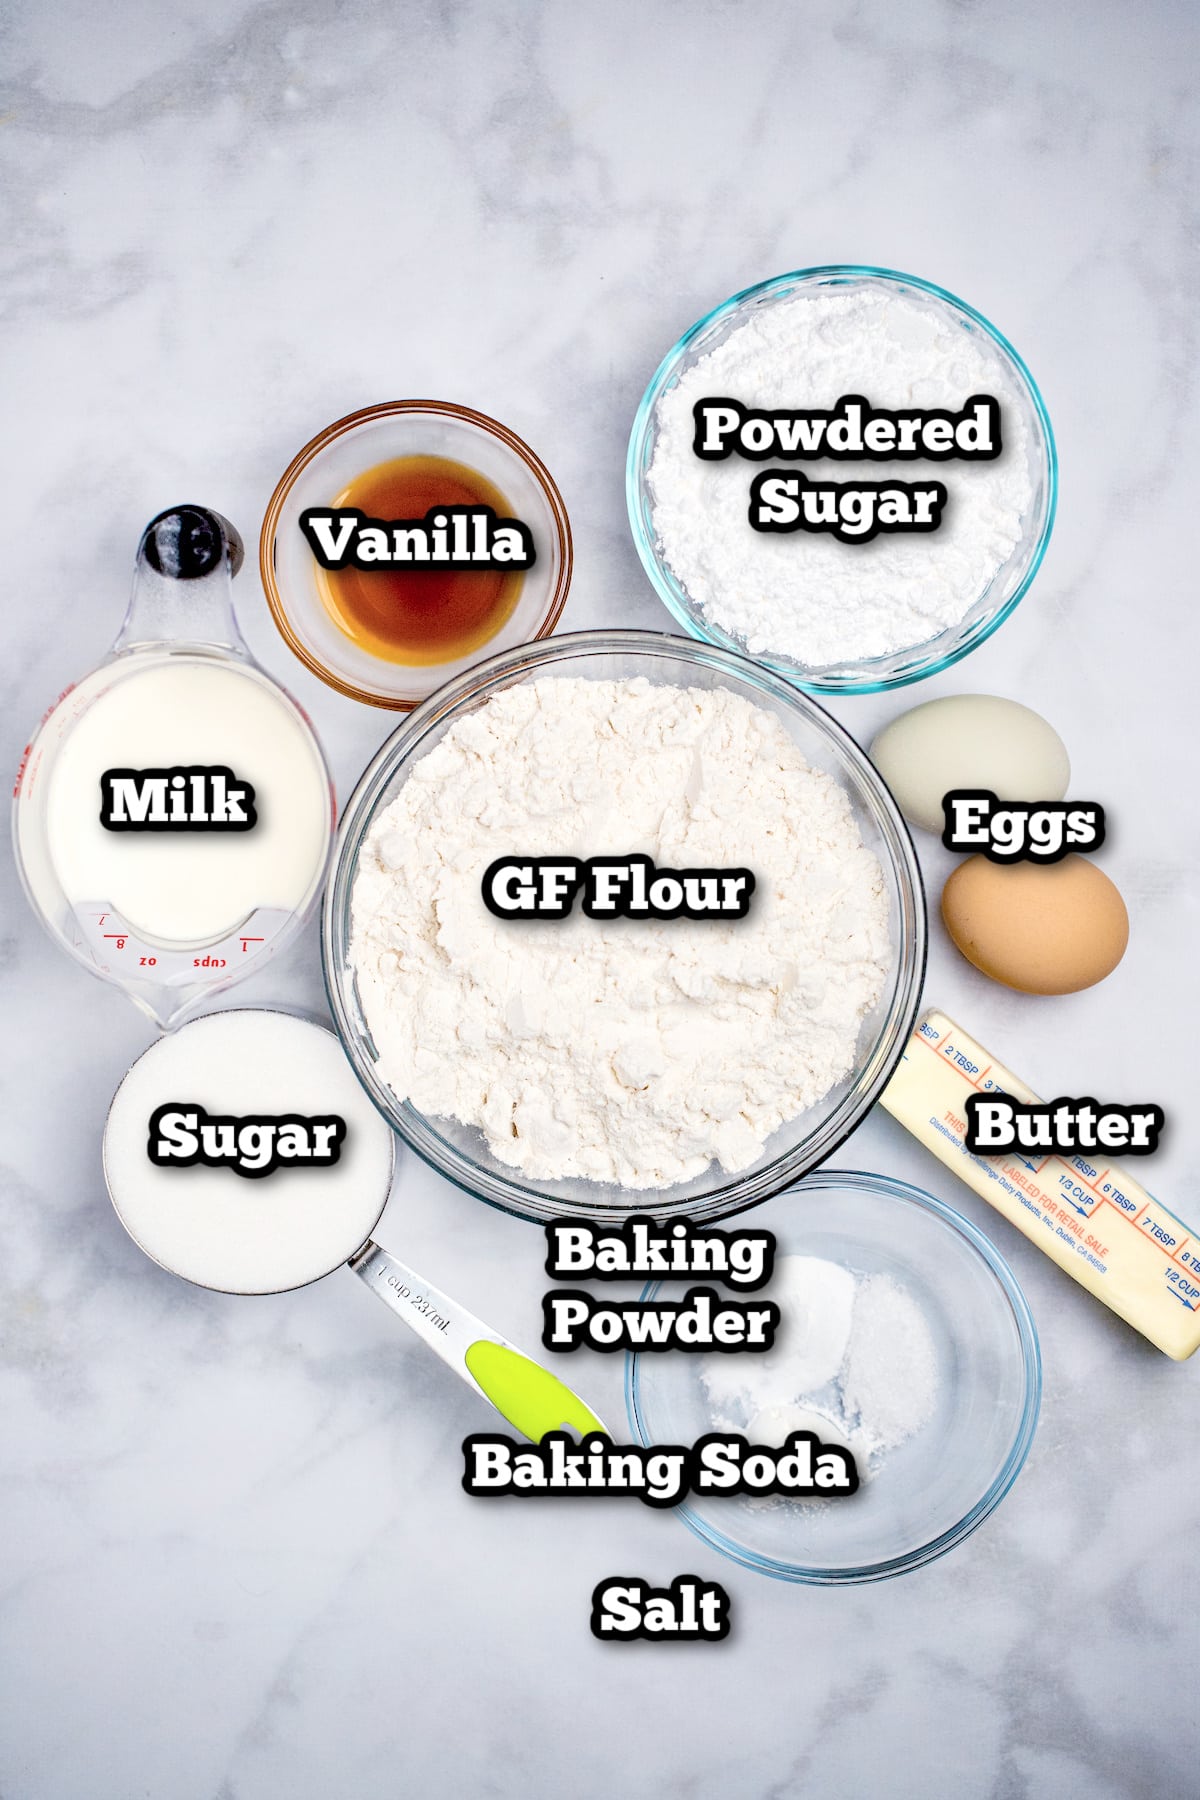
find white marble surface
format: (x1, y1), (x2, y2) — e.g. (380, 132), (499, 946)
(2, 3), (1198, 1796)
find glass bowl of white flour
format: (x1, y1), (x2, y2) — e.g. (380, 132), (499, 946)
(627, 266), (1056, 693)
(626, 1171), (1042, 1582)
(325, 630), (925, 1224)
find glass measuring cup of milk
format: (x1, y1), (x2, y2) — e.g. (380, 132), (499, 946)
(13, 507), (335, 1029)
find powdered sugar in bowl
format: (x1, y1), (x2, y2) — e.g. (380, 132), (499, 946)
(323, 630), (925, 1226)
(627, 267), (1056, 694)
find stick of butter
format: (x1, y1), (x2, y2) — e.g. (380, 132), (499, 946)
(880, 1009), (1200, 1360)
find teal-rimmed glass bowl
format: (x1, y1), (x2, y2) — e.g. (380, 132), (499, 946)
(627, 266), (1057, 694)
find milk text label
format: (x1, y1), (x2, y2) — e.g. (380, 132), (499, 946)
(100, 766), (257, 832)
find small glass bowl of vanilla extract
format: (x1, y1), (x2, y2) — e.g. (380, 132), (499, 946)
(261, 401), (573, 709)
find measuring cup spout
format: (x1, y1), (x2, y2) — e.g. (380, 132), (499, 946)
(115, 505), (248, 656)
(129, 979), (207, 1033)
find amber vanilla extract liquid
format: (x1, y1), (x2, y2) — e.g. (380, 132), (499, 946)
(316, 454), (526, 665)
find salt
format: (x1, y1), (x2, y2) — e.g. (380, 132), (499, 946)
(842, 1273), (939, 1454)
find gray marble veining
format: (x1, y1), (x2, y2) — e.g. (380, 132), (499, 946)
(2, 3), (1197, 1796)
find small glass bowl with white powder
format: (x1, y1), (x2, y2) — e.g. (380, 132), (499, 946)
(627, 1171), (1042, 1583)
(628, 266), (1056, 693)
(325, 630), (925, 1225)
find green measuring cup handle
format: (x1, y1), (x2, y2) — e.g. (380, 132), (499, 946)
(349, 1242), (608, 1441)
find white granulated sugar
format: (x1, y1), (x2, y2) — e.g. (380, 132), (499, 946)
(350, 676), (890, 1190)
(700, 1255), (938, 1468)
(841, 1272), (939, 1452)
(648, 288), (1035, 665)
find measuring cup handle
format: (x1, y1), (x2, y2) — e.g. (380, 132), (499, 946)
(348, 1242), (608, 1441)
(349, 1241), (481, 1369)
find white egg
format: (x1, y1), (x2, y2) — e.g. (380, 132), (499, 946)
(870, 694), (1070, 833)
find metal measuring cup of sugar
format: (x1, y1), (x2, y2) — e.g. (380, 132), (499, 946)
(102, 1008), (607, 1441)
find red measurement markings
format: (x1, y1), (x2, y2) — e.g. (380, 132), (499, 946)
(914, 1026), (1192, 1263)
(913, 1026), (994, 1091)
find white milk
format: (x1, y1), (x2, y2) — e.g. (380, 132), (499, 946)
(103, 1011), (396, 1293)
(45, 655), (330, 944)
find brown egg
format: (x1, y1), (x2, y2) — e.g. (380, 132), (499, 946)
(941, 856), (1129, 995)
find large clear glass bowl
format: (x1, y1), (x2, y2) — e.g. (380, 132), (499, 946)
(627, 1171), (1042, 1582)
(323, 630), (926, 1225)
(627, 266), (1057, 694)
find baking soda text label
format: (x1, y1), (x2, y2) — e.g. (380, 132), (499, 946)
(99, 765), (257, 831)
(462, 1430), (858, 1507)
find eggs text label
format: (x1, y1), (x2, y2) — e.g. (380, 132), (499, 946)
(482, 855), (755, 921)
(941, 790), (1106, 863)
(461, 1430), (858, 1507)
(147, 1103), (347, 1178)
(965, 1095), (1164, 1158)
(591, 1575), (731, 1643)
